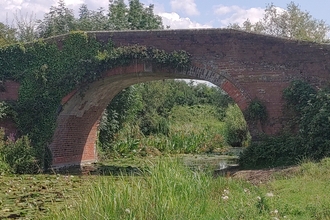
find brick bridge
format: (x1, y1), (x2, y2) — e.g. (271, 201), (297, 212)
(4, 28), (330, 167)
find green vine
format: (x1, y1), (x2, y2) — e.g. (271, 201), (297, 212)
(0, 32), (191, 168)
(244, 99), (268, 123)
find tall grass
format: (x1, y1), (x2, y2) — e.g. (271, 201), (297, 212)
(50, 158), (275, 219)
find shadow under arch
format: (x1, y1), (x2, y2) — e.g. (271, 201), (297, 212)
(49, 62), (251, 168)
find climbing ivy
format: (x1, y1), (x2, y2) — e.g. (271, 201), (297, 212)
(244, 99), (268, 123)
(0, 32), (191, 169)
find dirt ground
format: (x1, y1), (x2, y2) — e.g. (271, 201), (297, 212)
(230, 166), (300, 185)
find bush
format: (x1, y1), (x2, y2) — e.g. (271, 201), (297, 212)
(240, 81), (330, 169)
(244, 99), (268, 123)
(224, 104), (250, 147)
(0, 132), (39, 174)
(239, 134), (304, 169)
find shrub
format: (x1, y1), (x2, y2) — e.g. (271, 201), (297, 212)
(239, 134), (304, 169)
(244, 99), (268, 123)
(224, 104), (250, 147)
(0, 133), (39, 174)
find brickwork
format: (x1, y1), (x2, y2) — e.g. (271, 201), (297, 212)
(0, 80), (19, 101)
(8, 29), (330, 167)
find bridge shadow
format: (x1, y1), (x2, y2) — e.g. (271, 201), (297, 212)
(49, 163), (146, 176)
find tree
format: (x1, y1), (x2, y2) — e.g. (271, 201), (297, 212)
(128, 0), (163, 30)
(229, 1), (330, 43)
(14, 11), (38, 42)
(37, 0), (76, 38)
(108, 0), (129, 30)
(108, 0), (162, 30)
(0, 22), (16, 46)
(76, 4), (109, 31)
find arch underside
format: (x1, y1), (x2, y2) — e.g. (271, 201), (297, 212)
(49, 63), (251, 167)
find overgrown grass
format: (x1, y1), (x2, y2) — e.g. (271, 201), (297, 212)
(48, 158), (330, 220)
(2, 157), (330, 219)
(49, 158), (269, 219)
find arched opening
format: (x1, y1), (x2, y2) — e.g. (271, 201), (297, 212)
(49, 63), (251, 167)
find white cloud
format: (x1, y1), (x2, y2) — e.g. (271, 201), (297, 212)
(170, 0), (199, 16)
(159, 12), (211, 29)
(1, 0), (57, 24)
(213, 5), (265, 27)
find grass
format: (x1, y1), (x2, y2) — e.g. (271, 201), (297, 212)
(266, 158), (330, 219)
(49, 157), (267, 220)
(47, 157), (330, 220)
(2, 157), (330, 219)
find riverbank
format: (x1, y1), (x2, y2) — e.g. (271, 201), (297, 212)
(1, 156), (330, 219)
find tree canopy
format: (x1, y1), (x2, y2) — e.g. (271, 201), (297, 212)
(229, 1), (330, 43)
(0, 22), (16, 46)
(36, 0), (163, 39)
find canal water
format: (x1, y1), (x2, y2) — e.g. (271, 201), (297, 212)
(181, 147), (243, 171)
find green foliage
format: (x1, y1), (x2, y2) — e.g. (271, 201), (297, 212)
(77, 4), (109, 31)
(13, 11), (38, 42)
(241, 80), (330, 168)
(299, 87), (330, 160)
(35, 0), (163, 39)
(101, 100), (232, 157)
(37, 0), (76, 38)
(283, 80), (316, 115)
(0, 101), (9, 119)
(229, 1), (330, 43)
(99, 80), (232, 152)
(98, 87), (140, 149)
(244, 99), (268, 123)
(239, 134), (304, 169)
(0, 22), (17, 47)
(224, 104), (250, 147)
(0, 129), (38, 174)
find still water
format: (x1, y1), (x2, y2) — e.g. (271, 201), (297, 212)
(181, 147), (243, 171)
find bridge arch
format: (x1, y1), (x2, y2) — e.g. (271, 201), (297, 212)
(44, 28), (330, 167)
(49, 62), (250, 167)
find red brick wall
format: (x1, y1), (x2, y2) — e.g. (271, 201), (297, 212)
(0, 80), (19, 101)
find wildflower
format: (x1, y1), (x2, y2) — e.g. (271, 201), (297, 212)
(257, 196), (261, 201)
(266, 192), (274, 197)
(125, 208), (131, 214)
(222, 195), (229, 200)
(243, 188), (250, 193)
(271, 209), (279, 215)
(223, 189), (229, 195)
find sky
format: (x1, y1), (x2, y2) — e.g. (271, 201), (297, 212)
(1, 0), (330, 30)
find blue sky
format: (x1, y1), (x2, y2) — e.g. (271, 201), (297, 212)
(1, 0), (330, 30)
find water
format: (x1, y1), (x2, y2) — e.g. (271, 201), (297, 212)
(181, 153), (239, 171)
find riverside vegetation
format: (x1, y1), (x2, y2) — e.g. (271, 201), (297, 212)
(1, 157), (330, 219)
